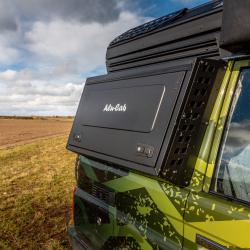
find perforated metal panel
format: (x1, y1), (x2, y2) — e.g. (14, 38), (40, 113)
(162, 59), (226, 186)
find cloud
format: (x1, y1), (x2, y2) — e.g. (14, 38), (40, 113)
(8, 0), (122, 25)
(222, 119), (250, 159)
(23, 11), (148, 71)
(7, 81), (82, 96)
(0, 0), (153, 116)
(0, 81), (84, 116)
(0, 69), (18, 82)
(0, 2), (18, 33)
(0, 9), (150, 116)
(0, 32), (20, 66)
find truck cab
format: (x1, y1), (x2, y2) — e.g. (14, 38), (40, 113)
(67, 1), (250, 249)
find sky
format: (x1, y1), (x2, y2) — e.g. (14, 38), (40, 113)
(0, 0), (210, 116)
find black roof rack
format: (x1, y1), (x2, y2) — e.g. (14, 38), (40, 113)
(108, 1), (223, 48)
(109, 8), (187, 46)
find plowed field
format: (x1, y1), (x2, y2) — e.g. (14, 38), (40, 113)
(0, 120), (73, 151)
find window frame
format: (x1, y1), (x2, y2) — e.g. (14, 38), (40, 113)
(208, 66), (250, 207)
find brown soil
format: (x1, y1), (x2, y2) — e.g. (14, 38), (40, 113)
(0, 120), (73, 151)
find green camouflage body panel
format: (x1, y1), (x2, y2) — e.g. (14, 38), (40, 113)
(74, 59), (250, 250)
(76, 156), (188, 250)
(184, 59), (250, 250)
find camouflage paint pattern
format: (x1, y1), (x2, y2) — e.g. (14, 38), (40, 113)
(73, 59), (250, 250)
(184, 59), (250, 250)
(76, 157), (189, 250)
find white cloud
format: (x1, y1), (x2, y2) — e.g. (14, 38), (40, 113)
(0, 0), (158, 116)
(0, 81), (84, 116)
(0, 9), (150, 115)
(0, 32), (21, 66)
(23, 11), (148, 72)
(0, 69), (18, 82)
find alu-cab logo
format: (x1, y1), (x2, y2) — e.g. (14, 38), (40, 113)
(103, 104), (126, 112)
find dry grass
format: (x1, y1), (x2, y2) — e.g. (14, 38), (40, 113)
(0, 136), (76, 249)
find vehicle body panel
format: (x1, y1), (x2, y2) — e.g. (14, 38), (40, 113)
(183, 59), (250, 249)
(71, 59), (250, 250)
(75, 157), (189, 250)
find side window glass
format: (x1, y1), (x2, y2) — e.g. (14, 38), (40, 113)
(211, 69), (250, 203)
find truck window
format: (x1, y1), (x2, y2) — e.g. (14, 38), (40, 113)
(211, 68), (250, 203)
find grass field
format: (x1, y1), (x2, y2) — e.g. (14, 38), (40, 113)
(0, 136), (76, 249)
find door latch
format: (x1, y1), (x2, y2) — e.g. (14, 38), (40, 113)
(135, 143), (154, 158)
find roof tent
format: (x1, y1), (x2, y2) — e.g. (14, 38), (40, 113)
(105, 0), (228, 73)
(220, 0), (250, 54)
(67, 0), (228, 186)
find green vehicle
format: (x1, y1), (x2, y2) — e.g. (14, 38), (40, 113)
(66, 0), (250, 249)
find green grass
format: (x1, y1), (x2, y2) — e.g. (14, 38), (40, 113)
(0, 136), (76, 249)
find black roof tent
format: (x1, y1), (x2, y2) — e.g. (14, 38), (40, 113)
(105, 0), (228, 73)
(67, 0), (250, 186)
(220, 0), (250, 54)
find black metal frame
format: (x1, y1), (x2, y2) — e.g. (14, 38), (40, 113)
(161, 59), (226, 185)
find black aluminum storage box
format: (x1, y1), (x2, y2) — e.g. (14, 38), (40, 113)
(67, 0), (228, 186)
(67, 58), (226, 185)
